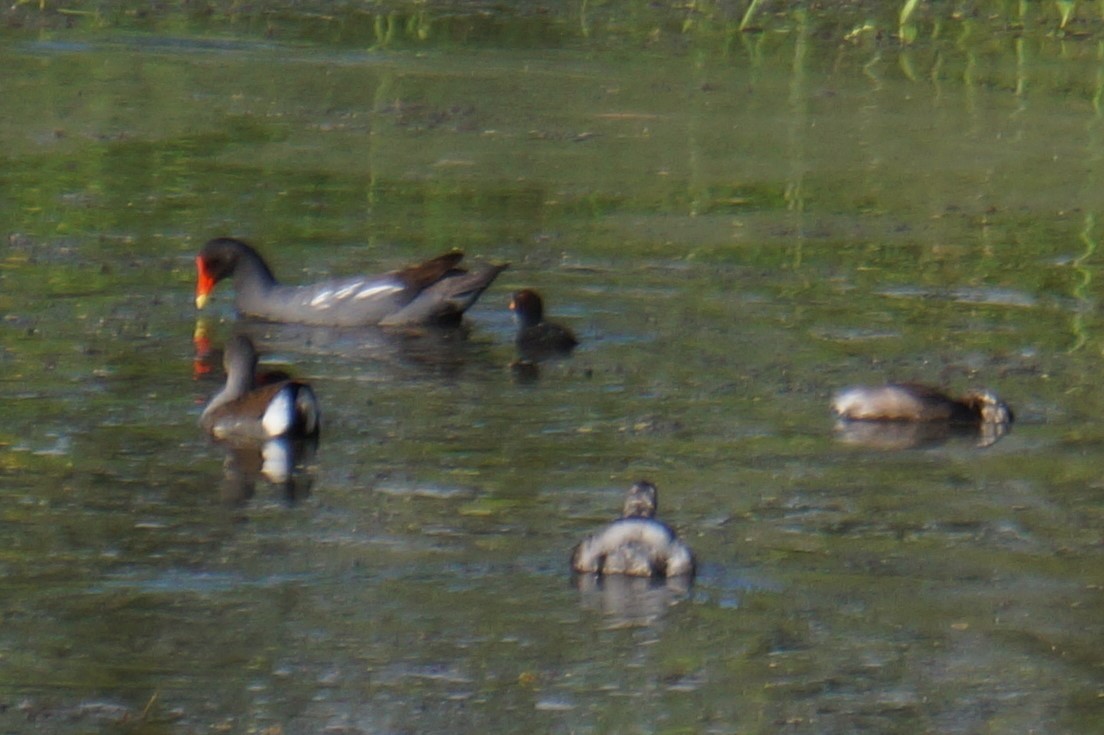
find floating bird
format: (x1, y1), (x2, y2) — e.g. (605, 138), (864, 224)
(195, 237), (507, 327)
(571, 481), (695, 578)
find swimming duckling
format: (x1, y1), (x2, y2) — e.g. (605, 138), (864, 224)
(832, 383), (1013, 424)
(571, 481), (695, 578)
(510, 288), (578, 362)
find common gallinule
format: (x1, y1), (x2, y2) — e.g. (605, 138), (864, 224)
(571, 481), (695, 578)
(195, 237), (508, 327)
(509, 288), (578, 361)
(200, 335), (320, 440)
(832, 383), (1013, 424)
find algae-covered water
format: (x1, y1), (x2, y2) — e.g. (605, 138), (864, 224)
(1, 3), (1102, 733)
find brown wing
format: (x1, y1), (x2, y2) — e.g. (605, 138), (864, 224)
(220, 381), (291, 420)
(394, 251), (466, 292)
(886, 383), (956, 420)
(890, 383), (950, 402)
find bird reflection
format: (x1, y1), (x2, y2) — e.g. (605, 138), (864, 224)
(193, 317), (219, 381)
(216, 435), (318, 506)
(509, 358), (543, 383)
(196, 317), (488, 382)
(195, 320), (311, 392)
(832, 416), (1012, 450)
(573, 574), (692, 626)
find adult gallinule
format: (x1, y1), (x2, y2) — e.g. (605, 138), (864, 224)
(200, 335), (320, 441)
(509, 288), (578, 361)
(195, 237), (508, 327)
(832, 383), (1013, 424)
(571, 481), (695, 578)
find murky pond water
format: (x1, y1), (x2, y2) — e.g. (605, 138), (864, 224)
(2, 3), (1103, 733)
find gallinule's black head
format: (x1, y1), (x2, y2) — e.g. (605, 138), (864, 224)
(832, 383), (1013, 424)
(200, 335), (320, 441)
(509, 288), (578, 361)
(571, 481), (695, 578)
(509, 289), (546, 329)
(195, 238), (277, 309)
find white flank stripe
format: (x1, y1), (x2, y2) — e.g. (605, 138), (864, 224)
(309, 290), (334, 307)
(335, 282), (363, 299)
(354, 284), (401, 300)
(263, 389), (293, 437)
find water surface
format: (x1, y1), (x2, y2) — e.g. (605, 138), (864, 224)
(1, 4), (1102, 733)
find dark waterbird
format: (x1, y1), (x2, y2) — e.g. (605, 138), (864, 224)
(832, 383), (1014, 449)
(571, 481), (695, 578)
(832, 383), (1013, 424)
(509, 288), (578, 362)
(196, 237), (507, 327)
(200, 335), (320, 441)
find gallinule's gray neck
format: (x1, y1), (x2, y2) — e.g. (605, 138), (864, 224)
(571, 481), (695, 578)
(200, 335), (320, 440)
(832, 383), (1013, 424)
(195, 237), (507, 327)
(509, 288), (578, 361)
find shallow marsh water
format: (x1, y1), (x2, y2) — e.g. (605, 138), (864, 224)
(1, 3), (1103, 733)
